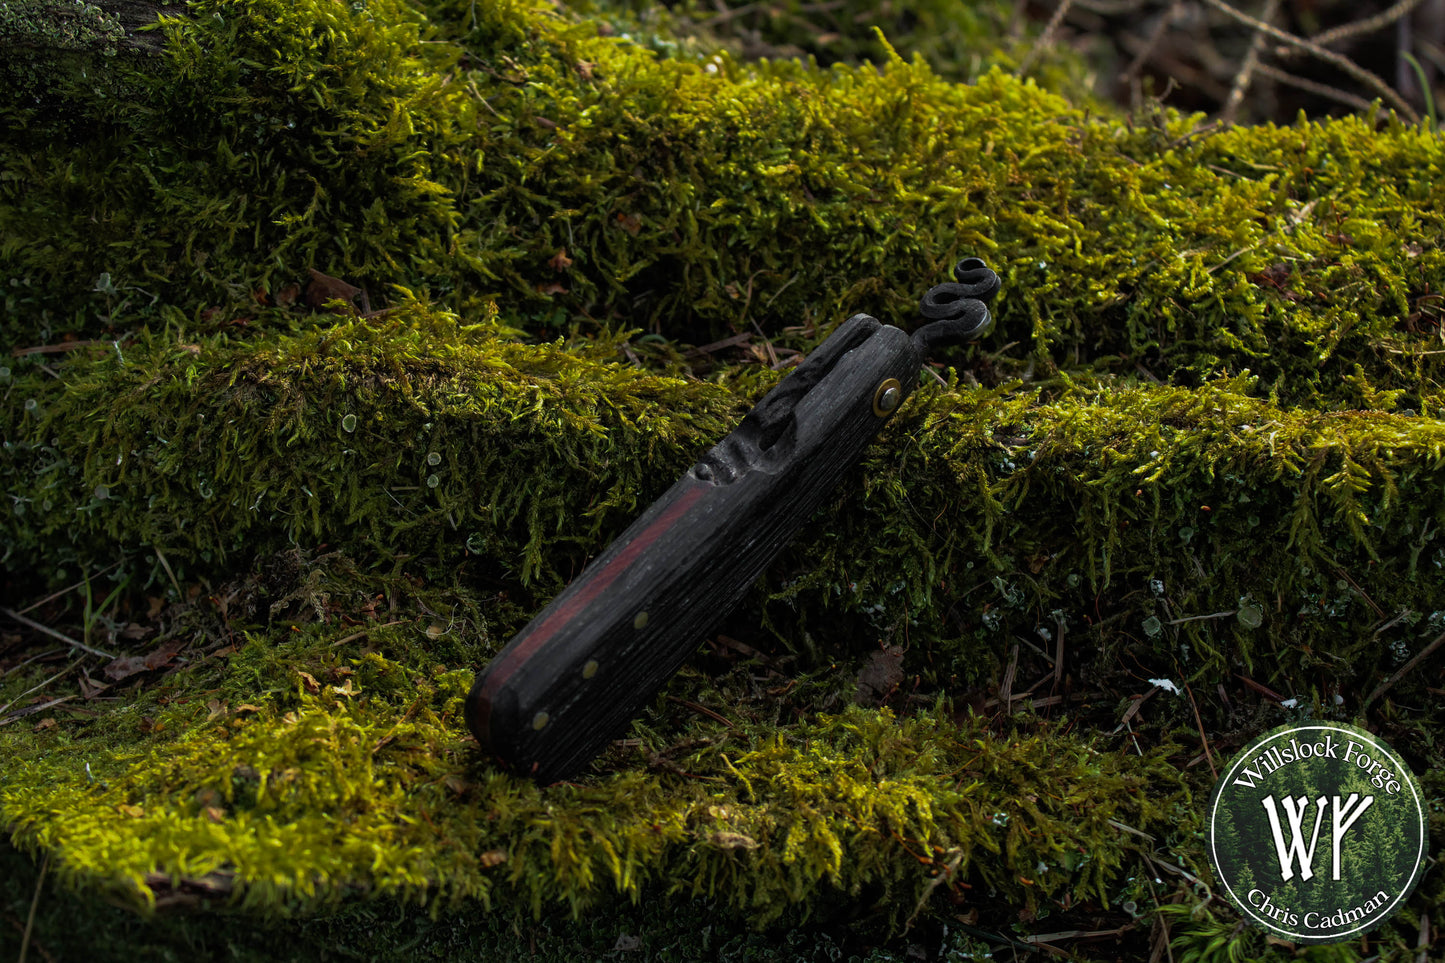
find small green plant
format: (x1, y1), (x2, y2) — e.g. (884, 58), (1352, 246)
(80, 569), (129, 651)
(1401, 51), (1439, 133)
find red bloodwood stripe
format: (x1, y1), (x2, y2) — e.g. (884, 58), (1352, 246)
(475, 481), (708, 708)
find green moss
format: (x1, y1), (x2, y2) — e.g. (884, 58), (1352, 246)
(6, 309), (1445, 700)
(4, 0), (1445, 957)
(0, 302), (742, 594)
(0, 0), (127, 52)
(555, 0), (1063, 90)
(0, 835), (1011, 963)
(1, 678), (1191, 923)
(3, 301), (1443, 946)
(4, 0), (1444, 410)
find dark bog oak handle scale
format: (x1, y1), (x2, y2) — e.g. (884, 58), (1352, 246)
(466, 262), (1000, 782)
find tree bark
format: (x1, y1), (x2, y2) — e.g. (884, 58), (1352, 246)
(1, 0), (185, 57)
(1, 0), (188, 139)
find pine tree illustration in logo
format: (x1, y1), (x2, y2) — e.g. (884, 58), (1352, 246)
(1208, 722), (1427, 944)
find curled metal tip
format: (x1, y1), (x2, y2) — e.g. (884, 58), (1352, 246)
(913, 258), (1000, 357)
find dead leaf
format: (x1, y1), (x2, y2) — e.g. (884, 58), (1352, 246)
(575, 60), (596, 80)
(709, 831), (759, 851)
(32, 717), (57, 731)
(119, 622), (154, 641)
(305, 268), (363, 311)
(479, 849), (508, 868)
(331, 679), (357, 698)
(854, 645), (905, 706)
(297, 670), (320, 694)
(0, 696), (74, 726)
(117, 804), (145, 818)
(203, 806), (226, 823)
(535, 282), (568, 296)
(615, 212), (641, 235)
(547, 248), (573, 272)
(146, 596), (165, 618)
(103, 656), (149, 681)
(234, 703), (263, 713)
(78, 674), (111, 700)
(142, 638), (185, 671)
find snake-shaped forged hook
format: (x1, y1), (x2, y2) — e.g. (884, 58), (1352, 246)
(912, 257), (1001, 358)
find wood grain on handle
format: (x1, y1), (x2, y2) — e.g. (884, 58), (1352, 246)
(466, 316), (923, 782)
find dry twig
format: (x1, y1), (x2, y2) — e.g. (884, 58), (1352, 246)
(1308, 0), (1430, 50)
(1253, 62), (1377, 112)
(1365, 629), (1445, 707)
(1, 607), (117, 660)
(1221, 0), (1280, 123)
(18, 854), (49, 963)
(1196, 0), (1420, 120)
(1019, 0), (1080, 75)
(1120, 0), (1184, 83)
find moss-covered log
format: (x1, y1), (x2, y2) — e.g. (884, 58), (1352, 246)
(4, 309), (1445, 688)
(1, 0), (181, 53)
(0, 0), (188, 141)
(4, 0), (1444, 407)
(3, 0), (1445, 960)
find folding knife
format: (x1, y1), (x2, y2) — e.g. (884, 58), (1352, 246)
(466, 259), (1001, 782)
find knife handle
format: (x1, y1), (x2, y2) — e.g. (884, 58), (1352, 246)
(466, 259), (1000, 782)
(466, 317), (921, 781)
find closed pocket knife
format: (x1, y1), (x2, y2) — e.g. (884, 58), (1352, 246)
(466, 259), (1001, 782)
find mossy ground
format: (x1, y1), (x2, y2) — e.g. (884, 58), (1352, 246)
(3, 0), (1445, 959)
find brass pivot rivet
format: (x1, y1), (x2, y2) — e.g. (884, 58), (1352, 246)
(872, 378), (902, 417)
(582, 660), (599, 679)
(633, 611), (649, 630)
(531, 711), (550, 730)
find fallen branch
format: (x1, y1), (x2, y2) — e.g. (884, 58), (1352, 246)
(1365, 629), (1445, 708)
(1, 608), (117, 660)
(1196, 0), (1419, 121)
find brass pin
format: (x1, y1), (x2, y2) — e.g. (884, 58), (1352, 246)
(872, 378), (902, 417)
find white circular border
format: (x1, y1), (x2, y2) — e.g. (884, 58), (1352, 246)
(1208, 723), (1428, 943)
